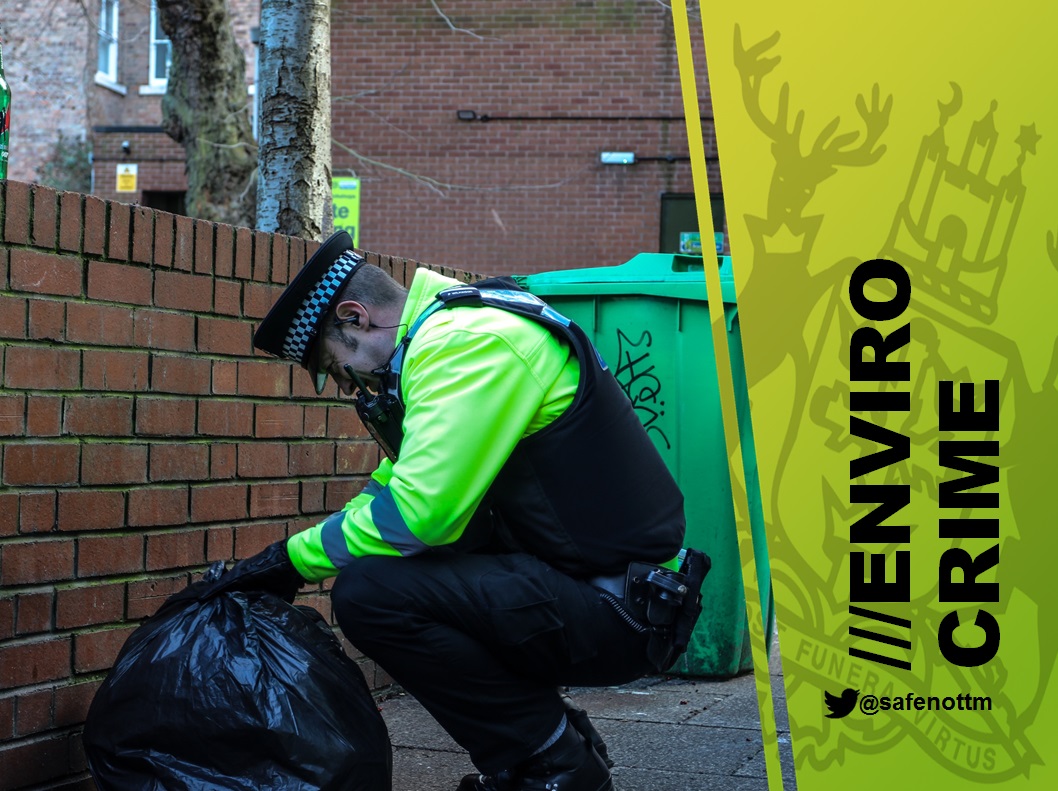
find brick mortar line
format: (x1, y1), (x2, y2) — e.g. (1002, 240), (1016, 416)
(0, 507), (350, 529)
(0, 469), (363, 489)
(0, 341), (283, 356)
(0, 435), (366, 443)
(0, 237), (471, 274)
(0, 725), (86, 749)
(0, 435), (363, 443)
(0, 672), (109, 699)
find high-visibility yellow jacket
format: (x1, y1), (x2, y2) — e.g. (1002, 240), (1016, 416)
(288, 268), (581, 582)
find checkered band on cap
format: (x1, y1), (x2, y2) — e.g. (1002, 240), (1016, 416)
(281, 250), (363, 362)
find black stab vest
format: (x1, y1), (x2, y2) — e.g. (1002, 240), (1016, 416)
(399, 277), (686, 577)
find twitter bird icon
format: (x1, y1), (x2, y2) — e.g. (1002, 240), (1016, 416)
(824, 688), (859, 719)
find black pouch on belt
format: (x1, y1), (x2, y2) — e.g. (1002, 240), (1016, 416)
(623, 549), (711, 672)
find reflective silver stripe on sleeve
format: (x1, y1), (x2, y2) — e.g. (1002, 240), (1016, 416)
(372, 485), (428, 556)
(320, 511), (354, 570)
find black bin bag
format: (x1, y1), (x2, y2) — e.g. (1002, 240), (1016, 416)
(83, 569), (392, 791)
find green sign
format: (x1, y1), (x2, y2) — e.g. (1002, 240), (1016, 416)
(331, 178), (360, 247)
(678, 231), (702, 254)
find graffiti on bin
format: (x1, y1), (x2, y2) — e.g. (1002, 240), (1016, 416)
(614, 328), (671, 450)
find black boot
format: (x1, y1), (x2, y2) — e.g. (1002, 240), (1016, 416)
(457, 721), (613, 791)
(560, 692), (614, 769)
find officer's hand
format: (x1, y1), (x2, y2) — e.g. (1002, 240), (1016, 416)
(211, 540), (307, 603)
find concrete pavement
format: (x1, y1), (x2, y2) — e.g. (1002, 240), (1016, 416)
(378, 635), (797, 791)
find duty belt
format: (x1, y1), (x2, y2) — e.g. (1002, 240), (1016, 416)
(587, 573), (626, 600)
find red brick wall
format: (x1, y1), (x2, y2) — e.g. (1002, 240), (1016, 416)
(0, 180), (478, 790)
(331, 0), (719, 274)
(11, 1), (721, 276)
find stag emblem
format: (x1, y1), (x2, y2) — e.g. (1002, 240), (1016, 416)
(730, 26), (893, 524)
(735, 26), (892, 262)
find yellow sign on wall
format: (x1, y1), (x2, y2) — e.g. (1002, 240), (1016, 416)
(115, 164), (138, 193)
(331, 178), (360, 247)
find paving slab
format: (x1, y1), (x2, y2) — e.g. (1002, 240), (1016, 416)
(736, 736), (799, 789)
(388, 747), (477, 788)
(380, 696), (464, 752)
(611, 766), (772, 791)
(603, 718), (763, 774)
(377, 631), (799, 790)
(562, 683), (731, 726)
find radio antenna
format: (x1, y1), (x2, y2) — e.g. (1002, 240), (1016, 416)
(344, 365), (373, 395)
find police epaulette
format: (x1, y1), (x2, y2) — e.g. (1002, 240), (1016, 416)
(435, 286), (483, 306)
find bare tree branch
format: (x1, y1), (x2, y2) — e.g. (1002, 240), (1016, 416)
(199, 138), (259, 152)
(332, 90), (381, 102)
(333, 140), (587, 196)
(237, 166), (259, 204)
(332, 61), (412, 104)
(428, 0), (486, 41)
(648, 0), (700, 20)
(341, 101), (419, 141)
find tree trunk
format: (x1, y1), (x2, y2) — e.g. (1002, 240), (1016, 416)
(256, 0), (332, 239)
(156, 0), (257, 227)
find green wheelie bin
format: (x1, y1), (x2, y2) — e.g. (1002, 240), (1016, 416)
(515, 253), (772, 677)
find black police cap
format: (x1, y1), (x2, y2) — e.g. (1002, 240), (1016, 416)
(252, 231), (366, 368)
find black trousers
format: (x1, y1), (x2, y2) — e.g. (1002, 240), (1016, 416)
(331, 552), (653, 774)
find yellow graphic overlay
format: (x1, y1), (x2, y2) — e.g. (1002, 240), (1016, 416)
(696, 1), (1058, 789)
(671, 2), (784, 789)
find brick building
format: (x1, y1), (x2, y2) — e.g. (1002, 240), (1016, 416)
(3, 0), (723, 273)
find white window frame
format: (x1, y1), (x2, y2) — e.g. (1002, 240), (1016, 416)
(96, 0), (120, 85)
(147, 1), (171, 89)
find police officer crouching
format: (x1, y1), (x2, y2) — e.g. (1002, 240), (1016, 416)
(223, 232), (709, 791)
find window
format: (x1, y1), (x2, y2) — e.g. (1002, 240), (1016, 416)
(659, 193), (728, 256)
(96, 0), (120, 84)
(148, 2), (172, 88)
(141, 191), (186, 216)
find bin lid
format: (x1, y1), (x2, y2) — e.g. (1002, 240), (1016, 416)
(514, 253), (736, 303)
